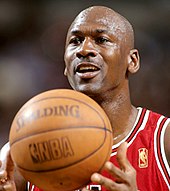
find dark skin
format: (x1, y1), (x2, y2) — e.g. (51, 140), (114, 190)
(0, 5), (170, 191)
(64, 6), (140, 145)
(64, 6), (139, 190)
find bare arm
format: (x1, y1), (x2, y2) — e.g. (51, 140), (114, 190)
(0, 142), (27, 191)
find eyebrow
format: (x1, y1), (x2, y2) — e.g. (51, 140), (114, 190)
(96, 29), (108, 33)
(70, 29), (108, 35)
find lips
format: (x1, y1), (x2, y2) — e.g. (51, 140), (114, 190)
(75, 63), (100, 79)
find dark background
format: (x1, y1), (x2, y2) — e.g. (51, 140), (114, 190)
(0, 0), (170, 147)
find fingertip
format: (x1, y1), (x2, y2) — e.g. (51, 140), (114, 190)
(91, 173), (101, 182)
(81, 187), (88, 191)
(117, 142), (128, 158)
(3, 184), (13, 191)
(120, 142), (128, 149)
(0, 170), (7, 179)
(104, 161), (113, 170)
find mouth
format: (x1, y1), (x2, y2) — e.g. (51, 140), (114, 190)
(75, 63), (100, 79)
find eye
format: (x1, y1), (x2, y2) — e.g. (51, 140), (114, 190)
(69, 36), (83, 45)
(95, 36), (110, 44)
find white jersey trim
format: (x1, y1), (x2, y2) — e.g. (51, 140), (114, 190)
(27, 182), (35, 191)
(111, 107), (150, 156)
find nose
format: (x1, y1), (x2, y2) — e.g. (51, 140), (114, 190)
(76, 38), (98, 59)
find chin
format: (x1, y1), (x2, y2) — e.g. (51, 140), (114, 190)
(74, 85), (101, 99)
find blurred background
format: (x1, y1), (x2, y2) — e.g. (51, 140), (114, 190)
(0, 0), (170, 147)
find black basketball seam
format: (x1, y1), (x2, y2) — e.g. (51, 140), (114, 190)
(10, 93), (112, 175)
(14, 95), (109, 131)
(10, 96), (112, 146)
(16, 129), (112, 172)
(17, 96), (104, 116)
(10, 125), (112, 146)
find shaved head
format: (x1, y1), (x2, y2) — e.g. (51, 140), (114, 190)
(66, 6), (134, 50)
(64, 5), (140, 97)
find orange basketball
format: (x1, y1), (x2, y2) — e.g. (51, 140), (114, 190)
(9, 89), (113, 191)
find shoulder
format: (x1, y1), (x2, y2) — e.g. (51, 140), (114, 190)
(141, 108), (169, 131)
(137, 107), (170, 163)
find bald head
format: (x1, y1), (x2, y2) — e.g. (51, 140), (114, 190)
(64, 5), (140, 97)
(67, 6), (134, 50)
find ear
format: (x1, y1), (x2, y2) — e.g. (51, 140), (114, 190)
(127, 49), (140, 74)
(64, 67), (67, 76)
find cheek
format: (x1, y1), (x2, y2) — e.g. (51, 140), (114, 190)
(101, 45), (120, 64)
(64, 49), (71, 65)
(64, 50), (75, 77)
(102, 50), (125, 81)
(64, 45), (76, 61)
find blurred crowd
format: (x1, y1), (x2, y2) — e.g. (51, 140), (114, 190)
(0, 0), (170, 147)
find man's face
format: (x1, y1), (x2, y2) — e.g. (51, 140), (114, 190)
(64, 8), (129, 97)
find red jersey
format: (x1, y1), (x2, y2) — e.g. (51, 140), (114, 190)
(28, 108), (170, 191)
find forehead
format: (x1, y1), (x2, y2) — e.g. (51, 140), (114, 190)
(68, 7), (126, 36)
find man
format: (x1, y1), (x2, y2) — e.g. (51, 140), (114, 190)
(0, 5), (170, 191)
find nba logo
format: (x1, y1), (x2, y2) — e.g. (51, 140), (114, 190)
(138, 148), (148, 168)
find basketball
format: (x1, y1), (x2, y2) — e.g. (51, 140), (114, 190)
(9, 89), (113, 191)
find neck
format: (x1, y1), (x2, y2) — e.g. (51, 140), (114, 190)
(91, 87), (138, 144)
